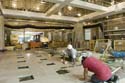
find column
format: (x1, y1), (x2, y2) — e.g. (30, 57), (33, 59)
(38, 35), (40, 42)
(0, 16), (5, 51)
(44, 31), (48, 38)
(48, 32), (52, 41)
(73, 22), (84, 48)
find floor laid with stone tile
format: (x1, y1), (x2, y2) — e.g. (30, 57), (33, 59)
(0, 49), (125, 83)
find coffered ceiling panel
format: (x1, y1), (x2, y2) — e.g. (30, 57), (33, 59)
(55, 6), (94, 17)
(81, 0), (125, 7)
(1, 0), (125, 23)
(1, 0), (55, 13)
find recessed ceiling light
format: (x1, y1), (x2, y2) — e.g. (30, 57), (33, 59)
(115, 26), (118, 30)
(12, 3), (16, 8)
(106, 16), (109, 18)
(36, 7), (40, 10)
(87, 22), (91, 25)
(58, 12), (62, 16)
(67, 6), (73, 11)
(77, 13), (81, 17)
(12, 0), (17, 8)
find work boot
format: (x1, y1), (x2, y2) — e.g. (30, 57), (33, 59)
(112, 75), (119, 83)
(107, 75), (119, 83)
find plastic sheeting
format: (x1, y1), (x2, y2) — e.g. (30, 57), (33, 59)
(111, 51), (125, 58)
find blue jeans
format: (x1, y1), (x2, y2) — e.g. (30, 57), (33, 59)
(91, 74), (104, 83)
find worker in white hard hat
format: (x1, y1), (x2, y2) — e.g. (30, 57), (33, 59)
(80, 51), (118, 83)
(63, 44), (77, 65)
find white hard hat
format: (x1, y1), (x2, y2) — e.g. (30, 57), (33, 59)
(81, 51), (92, 57)
(78, 51), (92, 62)
(81, 52), (88, 57)
(78, 52), (87, 62)
(67, 44), (73, 49)
(86, 51), (92, 57)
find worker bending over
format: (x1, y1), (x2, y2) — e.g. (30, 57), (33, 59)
(80, 52), (118, 83)
(63, 44), (77, 65)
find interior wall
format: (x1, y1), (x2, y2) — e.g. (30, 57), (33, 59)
(104, 17), (125, 40)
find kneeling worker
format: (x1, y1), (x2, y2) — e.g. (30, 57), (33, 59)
(63, 44), (77, 65)
(80, 52), (118, 83)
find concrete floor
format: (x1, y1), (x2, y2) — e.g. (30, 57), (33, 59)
(0, 49), (125, 83)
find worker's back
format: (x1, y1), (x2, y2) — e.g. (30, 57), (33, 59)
(65, 48), (77, 58)
(82, 57), (112, 81)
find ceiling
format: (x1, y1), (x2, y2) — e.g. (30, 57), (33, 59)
(1, 0), (55, 13)
(81, 0), (124, 7)
(0, 0), (125, 26)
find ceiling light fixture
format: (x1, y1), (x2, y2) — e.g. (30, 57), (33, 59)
(77, 13), (81, 17)
(12, 3), (16, 8)
(12, 0), (17, 8)
(36, 7), (40, 10)
(106, 16), (109, 18)
(67, 6), (73, 11)
(115, 26), (118, 30)
(87, 22), (91, 25)
(58, 12), (62, 16)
